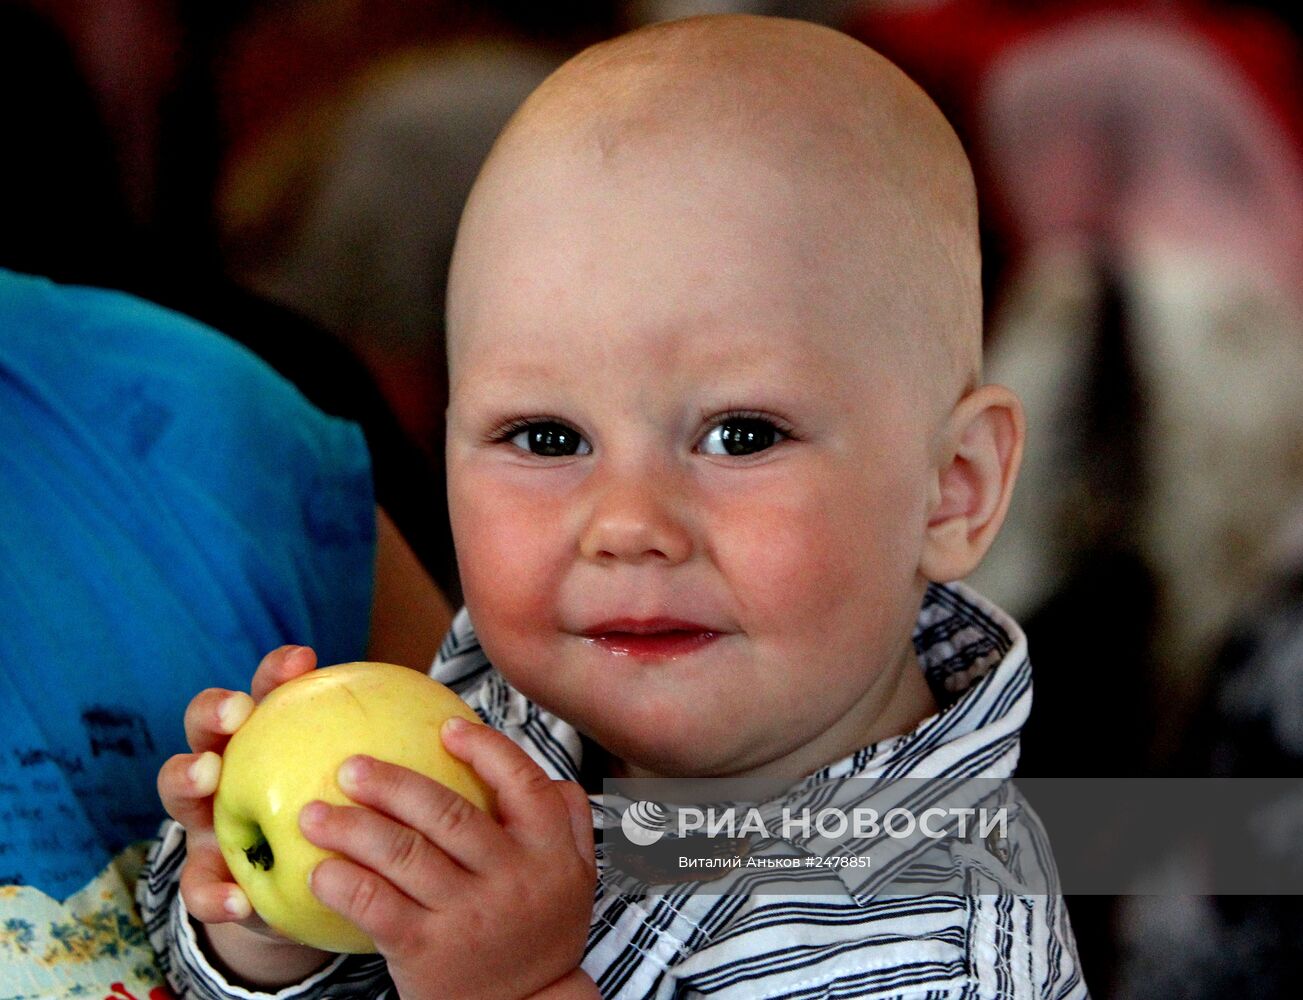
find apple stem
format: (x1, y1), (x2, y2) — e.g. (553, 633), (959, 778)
(245, 830), (274, 872)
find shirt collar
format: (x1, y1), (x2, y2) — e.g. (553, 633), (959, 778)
(769, 583), (1030, 897)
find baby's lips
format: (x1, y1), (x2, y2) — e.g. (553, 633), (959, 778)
(579, 616), (723, 636)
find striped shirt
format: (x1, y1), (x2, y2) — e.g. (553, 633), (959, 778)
(139, 582), (1088, 998)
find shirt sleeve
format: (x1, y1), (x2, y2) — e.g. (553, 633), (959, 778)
(137, 820), (396, 999)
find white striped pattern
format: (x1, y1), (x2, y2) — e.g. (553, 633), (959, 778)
(139, 583), (1087, 998)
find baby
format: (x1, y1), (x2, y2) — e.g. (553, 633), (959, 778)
(145, 15), (1086, 999)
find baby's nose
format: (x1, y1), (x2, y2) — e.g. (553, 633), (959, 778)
(578, 471), (693, 565)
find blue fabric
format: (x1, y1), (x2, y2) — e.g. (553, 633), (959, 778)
(0, 269), (375, 900)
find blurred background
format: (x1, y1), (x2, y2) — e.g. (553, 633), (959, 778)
(2, 0), (1299, 994)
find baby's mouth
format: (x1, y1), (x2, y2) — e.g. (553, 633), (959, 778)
(581, 619), (723, 659)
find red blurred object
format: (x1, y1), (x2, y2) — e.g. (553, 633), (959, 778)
(847, 0), (1303, 146)
(846, 0), (1303, 271)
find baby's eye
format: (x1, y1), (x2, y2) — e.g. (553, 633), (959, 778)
(508, 421), (591, 457)
(699, 416), (786, 457)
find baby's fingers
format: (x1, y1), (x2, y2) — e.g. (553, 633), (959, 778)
(307, 856), (424, 953)
(250, 645), (317, 702)
(158, 751), (221, 830)
(440, 718), (583, 854)
(183, 689), (254, 753)
(179, 840), (251, 925)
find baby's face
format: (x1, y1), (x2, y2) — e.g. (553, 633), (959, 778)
(446, 135), (941, 780)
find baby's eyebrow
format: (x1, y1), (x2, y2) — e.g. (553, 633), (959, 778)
(451, 363), (563, 395)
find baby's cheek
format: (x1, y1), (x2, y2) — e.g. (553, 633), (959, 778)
(717, 482), (915, 652)
(454, 497), (557, 629)
(721, 500), (861, 618)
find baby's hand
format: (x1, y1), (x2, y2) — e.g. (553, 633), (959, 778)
(156, 645), (332, 987)
(300, 720), (599, 1000)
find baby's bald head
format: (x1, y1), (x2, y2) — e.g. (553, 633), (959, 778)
(448, 15), (982, 411)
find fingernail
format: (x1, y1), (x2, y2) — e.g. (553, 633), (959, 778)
(337, 755), (369, 794)
(225, 887), (252, 919)
(442, 716), (469, 738)
(188, 752), (221, 795)
(300, 800), (328, 829)
(217, 692), (255, 733)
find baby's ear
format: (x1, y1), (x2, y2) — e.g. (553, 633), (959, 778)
(920, 384), (1024, 583)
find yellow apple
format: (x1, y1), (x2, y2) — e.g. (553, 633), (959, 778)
(212, 661), (493, 953)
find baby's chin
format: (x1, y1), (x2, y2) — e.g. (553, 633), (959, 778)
(597, 726), (827, 785)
